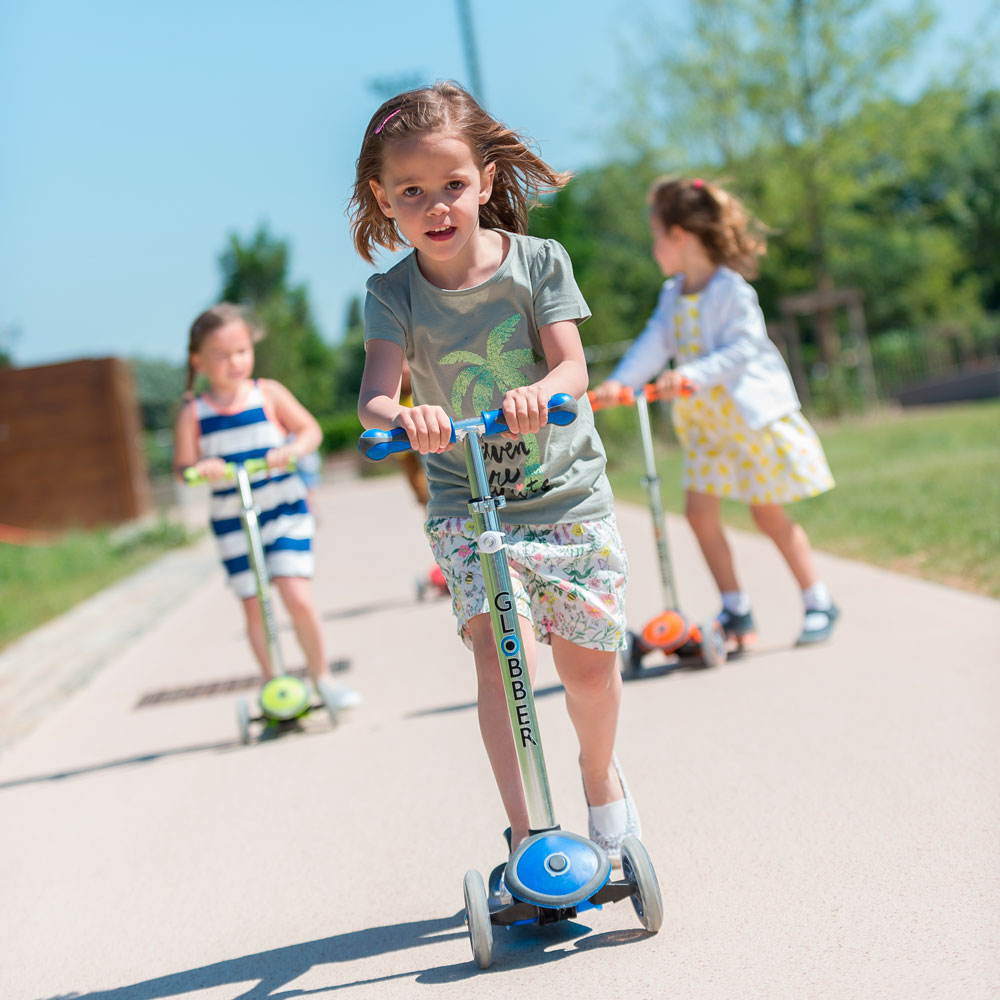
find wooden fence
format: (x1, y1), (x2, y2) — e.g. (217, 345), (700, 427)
(0, 358), (152, 530)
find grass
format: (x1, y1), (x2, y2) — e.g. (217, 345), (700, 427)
(601, 399), (1000, 599)
(0, 519), (192, 651)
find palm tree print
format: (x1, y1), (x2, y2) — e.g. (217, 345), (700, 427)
(439, 313), (547, 491)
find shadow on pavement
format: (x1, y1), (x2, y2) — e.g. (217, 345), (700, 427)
(405, 682), (566, 719)
(38, 911), (655, 998)
(0, 740), (241, 791)
(38, 911), (467, 999)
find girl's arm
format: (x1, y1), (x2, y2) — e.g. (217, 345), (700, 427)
(359, 338), (453, 454)
(173, 398), (226, 480)
(605, 279), (679, 390)
(262, 379), (323, 467)
(500, 319), (589, 437)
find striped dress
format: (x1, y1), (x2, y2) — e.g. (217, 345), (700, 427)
(194, 381), (314, 599)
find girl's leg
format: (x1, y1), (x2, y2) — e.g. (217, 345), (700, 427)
(549, 635), (623, 807)
(240, 596), (273, 679)
(749, 504), (818, 590)
(274, 576), (326, 683)
(685, 491), (740, 593)
(468, 611), (537, 850)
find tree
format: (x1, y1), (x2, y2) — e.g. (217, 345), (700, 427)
(217, 226), (335, 417)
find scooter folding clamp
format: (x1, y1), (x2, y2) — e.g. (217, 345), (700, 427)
(477, 530), (506, 553)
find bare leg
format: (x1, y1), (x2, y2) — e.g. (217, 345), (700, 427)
(274, 576), (326, 683)
(468, 612), (536, 850)
(550, 635), (624, 807)
(750, 504), (819, 590)
(685, 490), (740, 594)
(241, 596), (272, 679)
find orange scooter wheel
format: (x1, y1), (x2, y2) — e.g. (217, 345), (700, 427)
(640, 611), (691, 653)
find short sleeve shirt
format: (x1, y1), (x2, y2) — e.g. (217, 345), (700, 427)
(364, 232), (614, 524)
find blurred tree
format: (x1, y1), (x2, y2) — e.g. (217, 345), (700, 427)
(129, 357), (186, 430)
(218, 225), (335, 417)
(615, 0), (937, 294)
(331, 296), (368, 413)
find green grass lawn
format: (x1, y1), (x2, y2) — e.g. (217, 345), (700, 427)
(601, 399), (1000, 599)
(0, 520), (191, 651)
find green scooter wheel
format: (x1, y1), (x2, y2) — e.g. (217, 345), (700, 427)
(258, 675), (311, 721)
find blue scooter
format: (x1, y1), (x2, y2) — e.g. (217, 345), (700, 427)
(359, 393), (662, 969)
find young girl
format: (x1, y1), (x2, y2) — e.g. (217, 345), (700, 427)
(174, 304), (357, 700)
(349, 81), (638, 864)
(593, 177), (839, 647)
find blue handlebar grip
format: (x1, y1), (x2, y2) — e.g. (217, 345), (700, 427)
(546, 392), (578, 425)
(358, 425), (459, 462)
(358, 427), (415, 462)
(479, 392), (579, 437)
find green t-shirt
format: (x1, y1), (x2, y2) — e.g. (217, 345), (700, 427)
(364, 232), (615, 524)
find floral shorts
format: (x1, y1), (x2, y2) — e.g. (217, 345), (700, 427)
(424, 514), (630, 651)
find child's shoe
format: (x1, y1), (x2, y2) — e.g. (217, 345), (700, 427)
(717, 607), (757, 647)
(796, 604), (840, 646)
(585, 754), (641, 868)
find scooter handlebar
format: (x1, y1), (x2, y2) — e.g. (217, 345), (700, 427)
(358, 392), (578, 463)
(588, 380), (694, 411)
(182, 455), (297, 485)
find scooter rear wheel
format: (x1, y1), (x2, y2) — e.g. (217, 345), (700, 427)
(463, 869), (494, 969)
(621, 834), (663, 933)
(316, 676), (342, 727)
(699, 619), (728, 668)
(236, 696), (251, 745)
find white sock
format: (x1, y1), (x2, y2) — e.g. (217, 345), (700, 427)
(803, 582), (832, 611)
(589, 798), (627, 837)
(722, 590), (752, 615)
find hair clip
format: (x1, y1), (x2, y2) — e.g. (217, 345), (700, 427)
(375, 108), (402, 134)
(692, 178), (704, 188)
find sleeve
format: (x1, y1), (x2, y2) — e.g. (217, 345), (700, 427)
(531, 239), (591, 328)
(363, 273), (408, 350)
(609, 280), (679, 389)
(676, 274), (766, 388)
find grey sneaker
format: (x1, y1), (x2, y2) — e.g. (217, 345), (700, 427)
(717, 607), (757, 640)
(796, 604), (840, 646)
(586, 754), (641, 868)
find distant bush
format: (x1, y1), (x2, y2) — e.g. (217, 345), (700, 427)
(319, 412), (364, 454)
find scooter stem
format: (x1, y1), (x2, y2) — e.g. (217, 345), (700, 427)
(462, 429), (557, 834)
(236, 464), (285, 676)
(634, 394), (679, 611)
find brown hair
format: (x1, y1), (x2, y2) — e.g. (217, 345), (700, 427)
(350, 81), (571, 264)
(648, 177), (768, 279)
(185, 302), (263, 396)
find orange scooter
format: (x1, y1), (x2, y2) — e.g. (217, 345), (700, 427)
(589, 383), (727, 677)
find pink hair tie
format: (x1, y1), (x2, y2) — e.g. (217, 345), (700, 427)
(375, 108), (402, 134)
(692, 178), (704, 188)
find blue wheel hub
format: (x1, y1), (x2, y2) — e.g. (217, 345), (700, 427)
(504, 831), (611, 908)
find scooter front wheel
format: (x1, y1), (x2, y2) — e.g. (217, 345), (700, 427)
(621, 834), (663, 933)
(463, 869), (494, 969)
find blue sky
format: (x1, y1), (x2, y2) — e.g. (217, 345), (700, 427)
(1, 0), (996, 368)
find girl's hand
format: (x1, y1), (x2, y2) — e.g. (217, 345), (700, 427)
(396, 403), (454, 454)
(590, 380), (626, 408)
(654, 370), (693, 401)
(500, 384), (548, 439)
(265, 445), (297, 471)
(194, 457), (228, 481)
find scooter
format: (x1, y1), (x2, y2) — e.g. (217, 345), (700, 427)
(184, 457), (348, 743)
(589, 383), (727, 677)
(360, 394), (662, 969)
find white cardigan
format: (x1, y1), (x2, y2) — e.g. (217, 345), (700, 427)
(611, 267), (800, 430)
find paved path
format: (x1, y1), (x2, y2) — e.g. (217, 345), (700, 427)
(1, 468), (998, 1000)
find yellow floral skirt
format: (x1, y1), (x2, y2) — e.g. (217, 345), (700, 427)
(673, 386), (834, 505)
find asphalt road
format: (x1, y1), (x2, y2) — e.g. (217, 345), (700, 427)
(1, 466), (998, 1000)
